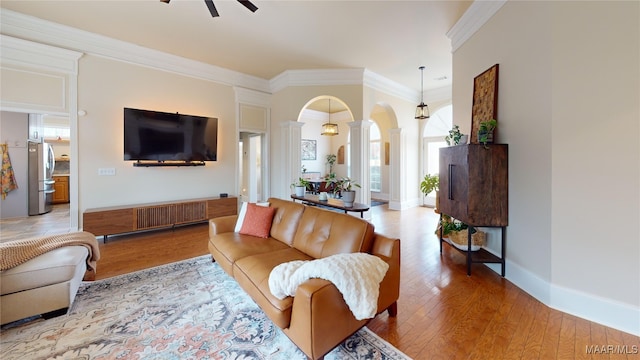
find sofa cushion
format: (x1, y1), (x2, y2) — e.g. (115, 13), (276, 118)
(208, 233), (290, 275)
(266, 198), (306, 246)
(234, 201), (270, 233)
(1, 246), (88, 295)
(292, 206), (375, 258)
(233, 248), (313, 329)
(239, 203), (276, 238)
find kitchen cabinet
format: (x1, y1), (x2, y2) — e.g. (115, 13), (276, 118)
(52, 176), (69, 204)
(438, 144), (508, 275)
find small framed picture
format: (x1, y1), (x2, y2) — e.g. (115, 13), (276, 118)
(301, 139), (316, 160)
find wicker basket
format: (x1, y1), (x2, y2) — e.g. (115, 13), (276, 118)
(448, 229), (486, 251)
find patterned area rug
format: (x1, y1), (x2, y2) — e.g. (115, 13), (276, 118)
(1, 256), (410, 360)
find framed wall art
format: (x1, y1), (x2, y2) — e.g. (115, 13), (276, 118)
(470, 64), (499, 144)
(301, 139), (316, 160)
(337, 145), (345, 164)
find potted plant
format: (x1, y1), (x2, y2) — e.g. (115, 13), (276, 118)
(325, 154), (337, 178)
(331, 177), (360, 207)
(291, 177), (310, 197)
(477, 119), (497, 148)
(420, 173), (439, 212)
(445, 125), (467, 146)
(436, 215), (485, 251)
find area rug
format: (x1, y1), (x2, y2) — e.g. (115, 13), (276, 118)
(0, 256), (410, 360)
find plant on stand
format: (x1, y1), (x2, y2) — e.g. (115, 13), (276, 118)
(420, 173), (439, 212)
(331, 177), (360, 207)
(477, 119), (497, 148)
(291, 177), (310, 197)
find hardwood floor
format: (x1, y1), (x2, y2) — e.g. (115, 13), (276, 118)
(3, 203), (638, 358)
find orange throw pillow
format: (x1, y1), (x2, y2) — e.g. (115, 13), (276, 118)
(239, 203), (276, 238)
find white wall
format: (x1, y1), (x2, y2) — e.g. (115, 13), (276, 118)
(452, 1), (639, 335)
(76, 55), (238, 214)
(549, 1), (639, 334)
(0, 111), (29, 218)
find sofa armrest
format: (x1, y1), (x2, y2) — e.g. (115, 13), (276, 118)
(371, 233), (400, 316)
(284, 235), (401, 360)
(209, 215), (238, 237)
(285, 278), (368, 360)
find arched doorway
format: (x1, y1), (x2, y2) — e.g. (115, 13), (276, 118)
(297, 96), (354, 182)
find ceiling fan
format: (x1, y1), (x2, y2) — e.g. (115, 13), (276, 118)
(160, 0), (258, 18)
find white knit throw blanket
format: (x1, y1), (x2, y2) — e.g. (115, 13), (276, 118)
(268, 253), (389, 320)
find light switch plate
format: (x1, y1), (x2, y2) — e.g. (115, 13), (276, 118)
(98, 168), (116, 176)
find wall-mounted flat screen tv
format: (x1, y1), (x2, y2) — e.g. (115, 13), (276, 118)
(124, 107), (218, 163)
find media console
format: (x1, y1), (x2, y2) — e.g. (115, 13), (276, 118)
(83, 197), (237, 241)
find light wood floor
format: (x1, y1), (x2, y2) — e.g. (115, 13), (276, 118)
(3, 204), (639, 359)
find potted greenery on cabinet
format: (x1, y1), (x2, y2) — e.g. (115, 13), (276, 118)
(477, 119), (497, 148)
(445, 125), (468, 146)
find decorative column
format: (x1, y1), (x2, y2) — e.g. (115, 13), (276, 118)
(348, 120), (372, 213)
(417, 117), (428, 206)
(388, 128), (404, 210)
(280, 121), (304, 198)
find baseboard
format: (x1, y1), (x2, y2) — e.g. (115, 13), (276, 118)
(389, 198), (419, 211)
(492, 260), (639, 337)
(550, 283), (640, 337)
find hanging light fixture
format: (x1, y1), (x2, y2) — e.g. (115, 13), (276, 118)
(415, 66), (430, 119)
(321, 98), (339, 136)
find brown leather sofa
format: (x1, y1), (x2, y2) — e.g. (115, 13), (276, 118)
(208, 197), (400, 360)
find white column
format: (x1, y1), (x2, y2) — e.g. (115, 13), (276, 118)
(348, 120), (372, 212)
(417, 117), (428, 206)
(388, 128), (404, 210)
(280, 121), (304, 198)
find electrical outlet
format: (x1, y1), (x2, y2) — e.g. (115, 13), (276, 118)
(98, 168), (116, 176)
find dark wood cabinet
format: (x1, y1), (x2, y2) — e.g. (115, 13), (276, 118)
(439, 144), (508, 275)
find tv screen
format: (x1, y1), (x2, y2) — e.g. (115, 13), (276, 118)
(124, 108), (218, 162)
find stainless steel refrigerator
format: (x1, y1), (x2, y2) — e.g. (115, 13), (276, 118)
(28, 141), (55, 215)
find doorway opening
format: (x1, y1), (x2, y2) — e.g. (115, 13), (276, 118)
(239, 132), (265, 203)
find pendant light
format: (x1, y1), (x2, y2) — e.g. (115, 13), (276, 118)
(415, 66), (430, 119)
(321, 98), (339, 136)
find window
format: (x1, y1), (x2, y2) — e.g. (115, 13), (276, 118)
(370, 122), (381, 192)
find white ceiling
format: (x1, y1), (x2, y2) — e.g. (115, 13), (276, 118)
(0, 0), (472, 94)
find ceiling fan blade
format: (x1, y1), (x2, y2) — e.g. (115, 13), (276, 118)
(237, 0), (258, 13)
(160, 0), (170, 3)
(204, 0), (220, 17)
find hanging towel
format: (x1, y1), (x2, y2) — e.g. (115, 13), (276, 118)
(1, 143), (19, 200)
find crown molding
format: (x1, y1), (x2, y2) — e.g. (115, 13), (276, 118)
(270, 68), (365, 93)
(0, 9), (271, 93)
(2, 9), (431, 102)
(362, 69), (418, 103)
(270, 68), (420, 103)
(447, 0), (507, 53)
